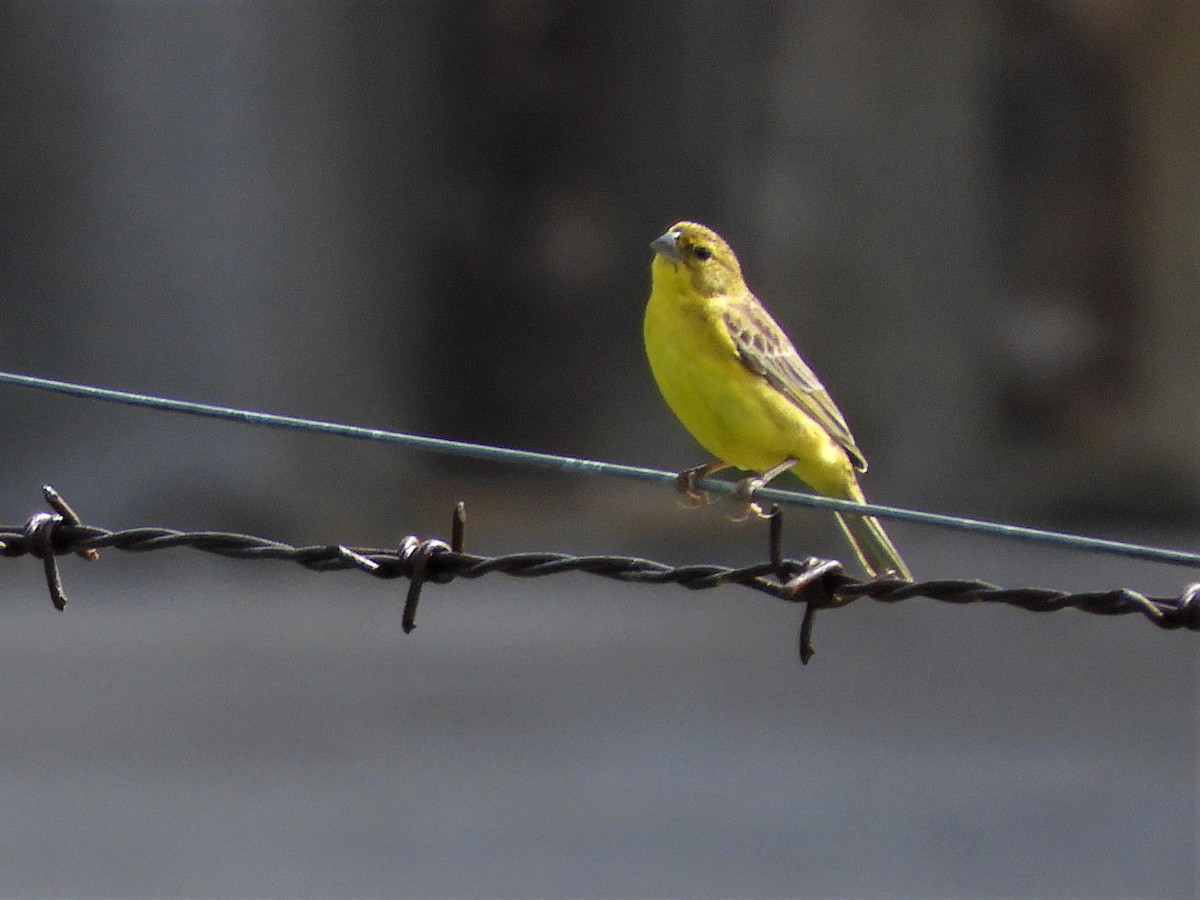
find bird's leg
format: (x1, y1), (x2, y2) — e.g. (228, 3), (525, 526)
(675, 460), (729, 507)
(732, 458), (798, 519)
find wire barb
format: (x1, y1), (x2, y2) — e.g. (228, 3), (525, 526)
(43, 485), (100, 561)
(766, 504), (847, 663)
(451, 502), (466, 553)
(25, 512), (67, 611)
(396, 503), (461, 632)
(335, 545), (381, 573)
(18, 486), (102, 610)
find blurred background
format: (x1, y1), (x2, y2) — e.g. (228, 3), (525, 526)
(0, 1), (1196, 896)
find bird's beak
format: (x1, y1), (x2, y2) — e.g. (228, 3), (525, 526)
(650, 230), (682, 262)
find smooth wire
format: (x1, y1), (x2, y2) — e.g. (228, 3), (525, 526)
(3, 369), (1199, 570)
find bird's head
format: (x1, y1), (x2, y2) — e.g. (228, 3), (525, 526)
(650, 221), (744, 298)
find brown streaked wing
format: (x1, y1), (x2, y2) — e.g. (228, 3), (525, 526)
(721, 295), (867, 472)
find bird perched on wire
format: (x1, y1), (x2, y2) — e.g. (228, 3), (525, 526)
(643, 220), (911, 580)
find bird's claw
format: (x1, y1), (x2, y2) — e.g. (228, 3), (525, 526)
(730, 476), (771, 521)
(674, 468), (715, 507)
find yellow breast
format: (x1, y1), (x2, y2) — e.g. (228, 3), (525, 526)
(643, 274), (854, 496)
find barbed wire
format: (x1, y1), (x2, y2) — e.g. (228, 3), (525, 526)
(5, 369), (1200, 569)
(3, 487), (1197, 664)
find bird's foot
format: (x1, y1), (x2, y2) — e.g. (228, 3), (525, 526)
(675, 466), (716, 508)
(730, 475), (772, 521)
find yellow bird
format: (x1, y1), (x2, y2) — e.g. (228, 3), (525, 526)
(643, 221), (911, 580)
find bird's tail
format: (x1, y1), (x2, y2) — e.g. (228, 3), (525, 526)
(835, 511), (911, 581)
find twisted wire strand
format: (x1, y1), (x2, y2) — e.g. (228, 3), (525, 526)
(3, 519), (1197, 633)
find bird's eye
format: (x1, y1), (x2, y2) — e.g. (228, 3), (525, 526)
(692, 245), (713, 261)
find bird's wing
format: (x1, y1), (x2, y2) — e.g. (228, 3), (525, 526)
(721, 295), (868, 472)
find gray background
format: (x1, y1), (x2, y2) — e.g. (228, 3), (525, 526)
(0, 2), (1196, 897)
